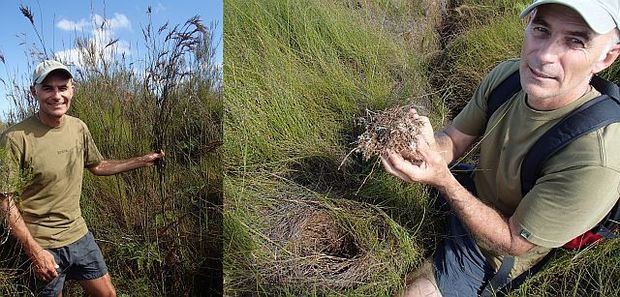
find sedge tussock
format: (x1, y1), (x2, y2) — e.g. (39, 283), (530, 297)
(242, 188), (420, 295)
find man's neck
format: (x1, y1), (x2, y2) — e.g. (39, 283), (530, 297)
(36, 111), (64, 128)
(527, 83), (593, 111)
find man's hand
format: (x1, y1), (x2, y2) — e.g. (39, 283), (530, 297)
(1, 196), (60, 282)
(88, 149), (166, 176)
(409, 109), (437, 150)
(30, 249), (59, 282)
(380, 111), (451, 187)
(140, 149), (165, 166)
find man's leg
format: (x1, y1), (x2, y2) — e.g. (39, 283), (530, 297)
(66, 232), (115, 297)
(78, 273), (116, 297)
(403, 259), (442, 297)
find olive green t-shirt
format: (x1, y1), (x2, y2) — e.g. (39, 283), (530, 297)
(453, 59), (620, 275)
(1, 115), (103, 248)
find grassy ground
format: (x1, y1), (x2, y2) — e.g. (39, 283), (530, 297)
(224, 0), (445, 295)
(0, 6), (222, 296)
(225, 0), (620, 296)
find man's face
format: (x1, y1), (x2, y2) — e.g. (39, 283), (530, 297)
(31, 71), (73, 119)
(520, 4), (620, 107)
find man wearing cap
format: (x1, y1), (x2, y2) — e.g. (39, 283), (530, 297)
(0, 60), (165, 296)
(381, 0), (620, 296)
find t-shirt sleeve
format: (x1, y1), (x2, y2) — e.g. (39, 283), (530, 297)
(81, 123), (104, 167)
(512, 165), (620, 248)
(452, 59), (521, 136)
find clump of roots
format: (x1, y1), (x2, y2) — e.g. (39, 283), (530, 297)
(355, 104), (425, 161)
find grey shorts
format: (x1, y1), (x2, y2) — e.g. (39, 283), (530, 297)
(433, 213), (496, 296)
(35, 231), (109, 297)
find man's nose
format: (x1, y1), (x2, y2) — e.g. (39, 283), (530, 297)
(50, 89), (63, 100)
(535, 37), (563, 63)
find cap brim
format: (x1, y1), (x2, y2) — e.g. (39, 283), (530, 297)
(34, 68), (72, 85)
(519, 0), (616, 34)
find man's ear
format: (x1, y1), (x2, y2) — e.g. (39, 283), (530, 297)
(594, 43), (620, 74)
(30, 85), (37, 97)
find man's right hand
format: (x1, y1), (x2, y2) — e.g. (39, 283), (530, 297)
(30, 249), (59, 282)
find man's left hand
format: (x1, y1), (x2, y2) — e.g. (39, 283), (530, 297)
(381, 134), (451, 187)
(141, 149), (165, 166)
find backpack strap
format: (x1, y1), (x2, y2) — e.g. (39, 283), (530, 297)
(487, 70), (522, 121)
(591, 75), (620, 102)
(520, 94), (620, 194)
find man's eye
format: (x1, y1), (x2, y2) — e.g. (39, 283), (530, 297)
(532, 26), (548, 34)
(569, 38), (585, 47)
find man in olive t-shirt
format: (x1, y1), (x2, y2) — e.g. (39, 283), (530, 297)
(0, 60), (165, 297)
(381, 1), (620, 297)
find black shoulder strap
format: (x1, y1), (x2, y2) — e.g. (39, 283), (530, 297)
(520, 77), (620, 195)
(486, 70), (522, 120)
(591, 75), (620, 102)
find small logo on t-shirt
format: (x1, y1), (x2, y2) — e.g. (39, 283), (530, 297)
(520, 229), (531, 239)
(57, 146), (83, 155)
(57, 147), (75, 154)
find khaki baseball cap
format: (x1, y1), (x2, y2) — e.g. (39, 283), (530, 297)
(32, 60), (72, 86)
(520, 0), (620, 34)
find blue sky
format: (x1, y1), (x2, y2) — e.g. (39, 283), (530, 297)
(0, 0), (222, 120)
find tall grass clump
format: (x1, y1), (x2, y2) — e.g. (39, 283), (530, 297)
(510, 240), (620, 296)
(225, 0), (446, 295)
(430, 0), (528, 114)
(0, 4), (221, 296)
(225, 0), (433, 176)
(439, 12), (524, 113)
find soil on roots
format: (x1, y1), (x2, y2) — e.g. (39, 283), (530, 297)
(355, 104), (425, 161)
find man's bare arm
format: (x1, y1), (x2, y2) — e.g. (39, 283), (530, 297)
(87, 150), (165, 176)
(382, 115), (535, 256)
(437, 174), (536, 256)
(434, 125), (477, 164)
(0, 194), (58, 281)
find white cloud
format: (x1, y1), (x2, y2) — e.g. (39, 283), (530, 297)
(92, 13), (131, 31)
(54, 48), (83, 67)
(53, 13), (133, 69)
(56, 18), (89, 31)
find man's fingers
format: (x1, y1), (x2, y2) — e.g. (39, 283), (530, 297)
(416, 135), (430, 151)
(416, 116), (435, 142)
(380, 153), (413, 183)
(33, 250), (59, 281)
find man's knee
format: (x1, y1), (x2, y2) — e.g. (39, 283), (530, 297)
(404, 277), (442, 297)
(79, 273), (116, 297)
(404, 260), (442, 297)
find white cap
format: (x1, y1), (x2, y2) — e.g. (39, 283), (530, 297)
(520, 0), (620, 34)
(32, 60), (72, 86)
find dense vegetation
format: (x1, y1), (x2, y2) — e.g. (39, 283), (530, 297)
(0, 5), (222, 296)
(224, 0), (620, 296)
